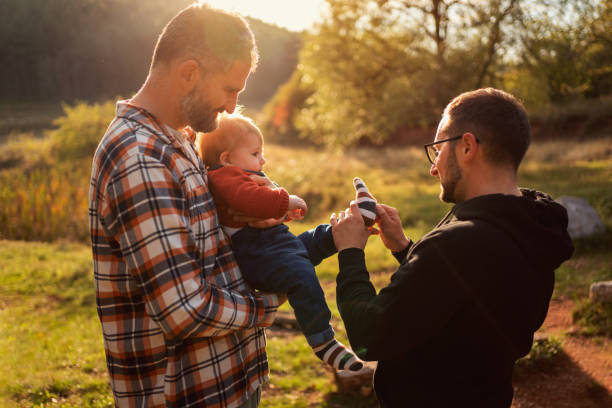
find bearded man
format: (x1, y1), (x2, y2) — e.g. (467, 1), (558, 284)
(88, 4), (282, 407)
(331, 88), (574, 407)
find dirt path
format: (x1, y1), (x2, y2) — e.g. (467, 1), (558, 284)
(512, 298), (612, 408)
(544, 299), (612, 390)
(268, 299), (612, 407)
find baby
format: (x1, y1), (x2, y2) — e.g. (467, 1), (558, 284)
(196, 112), (375, 372)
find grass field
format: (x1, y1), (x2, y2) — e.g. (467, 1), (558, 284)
(0, 103), (611, 406)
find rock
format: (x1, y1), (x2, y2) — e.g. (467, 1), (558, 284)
(590, 281), (612, 303)
(334, 361), (376, 393)
(556, 196), (606, 239)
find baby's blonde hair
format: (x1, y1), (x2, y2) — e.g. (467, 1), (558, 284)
(196, 111), (263, 167)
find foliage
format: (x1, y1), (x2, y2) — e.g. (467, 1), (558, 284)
(259, 70), (315, 145)
(526, 96), (612, 139)
(241, 19), (303, 109)
(0, 0), (300, 108)
(281, 0), (529, 146)
(0, 0), (186, 101)
(516, 336), (563, 367)
(2, 98), (612, 246)
(0, 159), (91, 242)
(49, 101), (116, 161)
(0, 100), (115, 242)
(259, 0), (612, 147)
(572, 299), (612, 337)
(518, 0), (612, 102)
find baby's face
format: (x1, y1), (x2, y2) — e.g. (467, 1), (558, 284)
(225, 132), (266, 172)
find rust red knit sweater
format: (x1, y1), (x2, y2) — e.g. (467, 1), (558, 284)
(207, 165), (289, 228)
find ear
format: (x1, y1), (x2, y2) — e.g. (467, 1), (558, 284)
(176, 59), (201, 91)
(219, 151), (232, 166)
(460, 132), (479, 164)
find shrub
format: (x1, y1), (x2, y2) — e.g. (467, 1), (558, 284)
(0, 132), (54, 171)
(0, 100), (114, 242)
(572, 299), (612, 336)
(0, 160), (90, 242)
(49, 100), (116, 161)
(259, 70), (314, 145)
(516, 336), (563, 367)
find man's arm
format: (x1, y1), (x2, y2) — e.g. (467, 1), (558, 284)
(332, 203), (464, 361)
(372, 204), (412, 260)
(101, 154), (279, 341)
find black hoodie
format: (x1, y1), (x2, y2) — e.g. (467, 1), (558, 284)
(336, 189), (574, 408)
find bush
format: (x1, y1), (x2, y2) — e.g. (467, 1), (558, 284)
(0, 100), (114, 242)
(0, 132), (54, 171)
(49, 100), (116, 161)
(516, 336), (563, 368)
(572, 299), (612, 336)
(259, 70), (314, 145)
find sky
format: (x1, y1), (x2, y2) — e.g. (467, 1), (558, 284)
(204, 0), (327, 31)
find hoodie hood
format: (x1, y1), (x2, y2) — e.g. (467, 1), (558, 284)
(452, 189), (574, 272)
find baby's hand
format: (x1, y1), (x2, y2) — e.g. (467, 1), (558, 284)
(287, 195), (307, 220)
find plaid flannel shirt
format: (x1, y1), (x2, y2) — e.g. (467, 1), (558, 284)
(89, 101), (279, 408)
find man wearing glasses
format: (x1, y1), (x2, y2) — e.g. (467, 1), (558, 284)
(330, 88), (574, 407)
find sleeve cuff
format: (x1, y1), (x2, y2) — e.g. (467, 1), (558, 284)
(392, 241), (412, 264)
(278, 189), (290, 216)
(338, 247), (365, 265)
(257, 293), (280, 327)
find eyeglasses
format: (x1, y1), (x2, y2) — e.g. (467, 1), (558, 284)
(423, 134), (481, 165)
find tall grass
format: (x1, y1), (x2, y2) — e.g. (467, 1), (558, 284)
(1, 101), (611, 243)
(0, 161), (90, 241)
(0, 101), (114, 242)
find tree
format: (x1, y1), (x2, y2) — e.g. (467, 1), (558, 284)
(518, 0), (612, 101)
(238, 18), (302, 109)
(293, 0), (525, 146)
(0, 0), (301, 108)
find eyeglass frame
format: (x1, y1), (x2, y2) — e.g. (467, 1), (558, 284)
(423, 134), (481, 165)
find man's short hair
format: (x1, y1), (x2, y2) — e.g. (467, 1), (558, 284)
(196, 112), (263, 167)
(151, 2), (259, 73)
(444, 88), (530, 171)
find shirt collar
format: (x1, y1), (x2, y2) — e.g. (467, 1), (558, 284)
(116, 100), (203, 170)
(116, 100), (196, 144)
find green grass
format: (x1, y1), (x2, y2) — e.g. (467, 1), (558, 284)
(1, 102), (611, 405)
(0, 240), (112, 407)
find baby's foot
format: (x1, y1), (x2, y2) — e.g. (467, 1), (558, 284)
(353, 177), (377, 227)
(313, 338), (364, 371)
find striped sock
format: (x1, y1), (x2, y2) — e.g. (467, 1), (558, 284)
(313, 338), (363, 371)
(353, 177), (377, 227)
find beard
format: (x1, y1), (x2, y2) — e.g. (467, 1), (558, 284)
(180, 86), (219, 133)
(440, 147), (462, 203)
